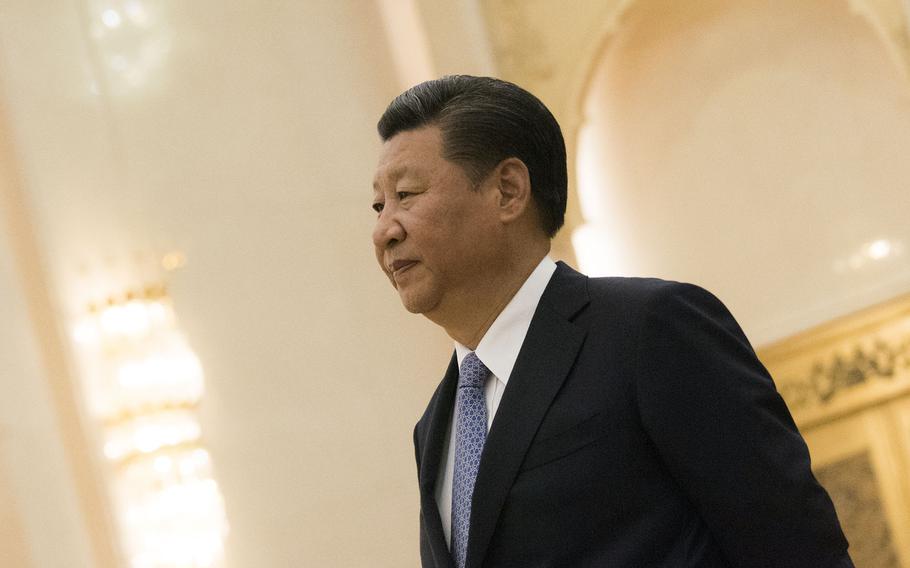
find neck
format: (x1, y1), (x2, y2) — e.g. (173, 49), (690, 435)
(428, 244), (550, 350)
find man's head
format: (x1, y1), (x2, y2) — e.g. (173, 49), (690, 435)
(377, 75), (567, 237)
(371, 76), (566, 334)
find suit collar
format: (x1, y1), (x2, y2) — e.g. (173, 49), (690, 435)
(465, 261), (590, 567)
(544, 261), (590, 321)
(417, 354), (458, 567)
(416, 262), (590, 568)
(455, 256), (558, 386)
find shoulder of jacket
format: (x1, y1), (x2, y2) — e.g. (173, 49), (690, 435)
(585, 275), (699, 302)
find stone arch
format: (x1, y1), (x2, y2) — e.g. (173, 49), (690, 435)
(481, 0), (910, 265)
(568, 0), (910, 344)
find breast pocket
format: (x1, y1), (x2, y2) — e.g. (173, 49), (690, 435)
(519, 411), (610, 472)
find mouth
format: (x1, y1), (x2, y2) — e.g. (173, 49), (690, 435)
(389, 259), (418, 276)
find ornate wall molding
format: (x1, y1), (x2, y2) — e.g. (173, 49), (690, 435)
(777, 337), (910, 410)
(759, 294), (910, 429)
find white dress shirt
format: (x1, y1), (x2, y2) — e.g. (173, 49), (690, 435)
(435, 256), (558, 547)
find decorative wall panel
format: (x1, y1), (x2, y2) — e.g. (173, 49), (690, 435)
(816, 451), (900, 568)
(761, 296), (910, 566)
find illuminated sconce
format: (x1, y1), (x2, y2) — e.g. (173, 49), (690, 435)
(72, 271), (228, 568)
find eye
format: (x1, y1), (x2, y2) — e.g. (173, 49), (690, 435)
(396, 191), (412, 200)
(372, 202), (384, 214)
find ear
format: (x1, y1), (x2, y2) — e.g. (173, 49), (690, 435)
(490, 157), (533, 224)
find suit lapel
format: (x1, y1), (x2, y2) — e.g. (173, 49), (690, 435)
(465, 263), (590, 567)
(418, 354), (458, 568)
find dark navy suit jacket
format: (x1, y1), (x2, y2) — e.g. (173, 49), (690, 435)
(413, 262), (852, 567)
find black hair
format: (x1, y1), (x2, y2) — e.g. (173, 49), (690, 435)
(377, 75), (567, 237)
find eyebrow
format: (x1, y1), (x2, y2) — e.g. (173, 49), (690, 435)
(373, 164), (425, 193)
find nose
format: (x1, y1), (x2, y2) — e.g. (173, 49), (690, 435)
(372, 207), (406, 250)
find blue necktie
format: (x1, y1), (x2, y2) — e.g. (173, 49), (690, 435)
(451, 352), (490, 568)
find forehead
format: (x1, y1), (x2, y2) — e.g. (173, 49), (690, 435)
(373, 126), (444, 187)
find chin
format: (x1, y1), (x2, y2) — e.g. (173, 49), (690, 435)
(397, 290), (437, 315)
(400, 297), (428, 315)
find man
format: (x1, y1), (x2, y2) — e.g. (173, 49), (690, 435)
(372, 75), (852, 567)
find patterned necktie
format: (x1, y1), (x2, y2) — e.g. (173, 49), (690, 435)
(451, 352), (490, 568)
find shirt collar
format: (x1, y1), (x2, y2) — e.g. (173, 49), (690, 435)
(455, 256), (558, 385)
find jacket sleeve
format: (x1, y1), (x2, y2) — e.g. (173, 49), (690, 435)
(635, 282), (853, 568)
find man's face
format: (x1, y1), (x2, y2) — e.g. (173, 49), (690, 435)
(372, 126), (499, 316)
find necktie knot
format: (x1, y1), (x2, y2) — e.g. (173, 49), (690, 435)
(458, 352), (489, 389)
